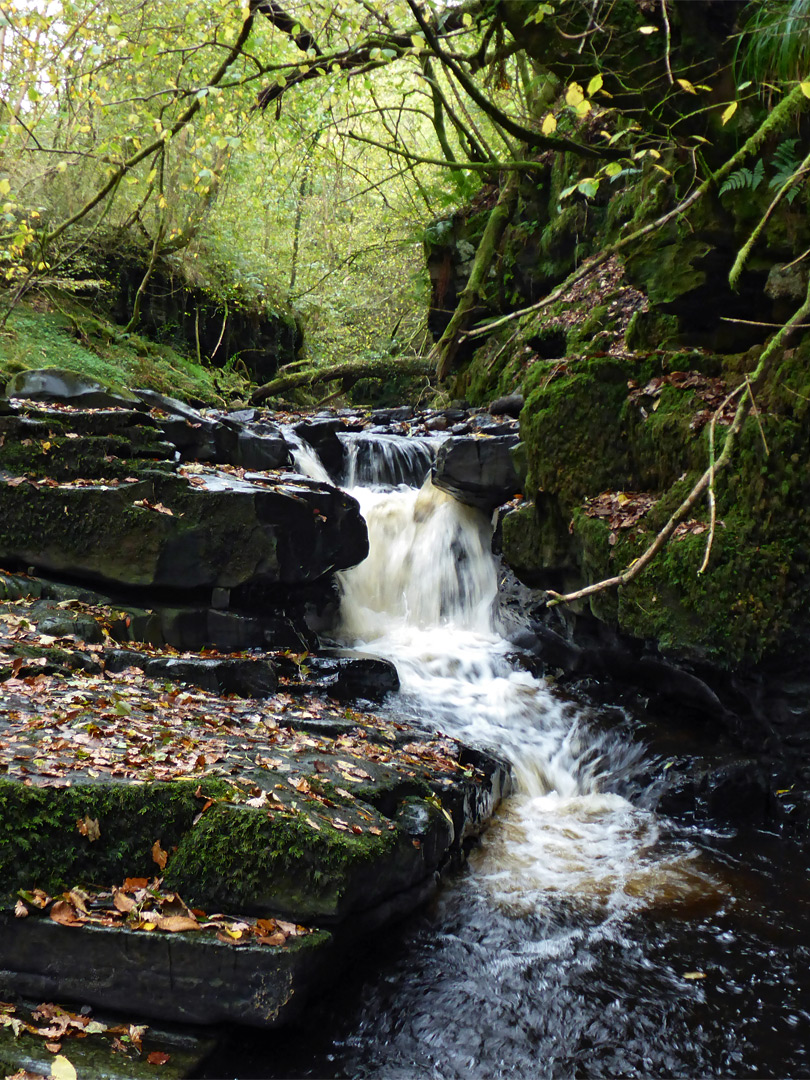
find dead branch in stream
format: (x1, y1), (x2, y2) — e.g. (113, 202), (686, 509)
(544, 273), (810, 610)
(251, 355), (433, 404)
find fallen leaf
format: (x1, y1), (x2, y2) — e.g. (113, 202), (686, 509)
(49, 900), (83, 928)
(151, 840), (168, 870)
(112, 889), (136, 914)
(683, 971), (706, 980)
(155, 915), (200, 933)
(50, 1054), (77, 1080)
(76, 815), (100, 842)
(14, 899), (28, 918)
(45, 1042), (62, 1053)
(147, 1051), (170, 1066)
(122, 877), (149, 891)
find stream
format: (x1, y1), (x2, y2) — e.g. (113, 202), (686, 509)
(215, 432), (810, 1079)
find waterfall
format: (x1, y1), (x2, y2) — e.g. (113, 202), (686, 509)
(295, 430), (713, 913)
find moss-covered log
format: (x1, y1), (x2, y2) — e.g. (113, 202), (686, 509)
(251, 355), (433, 404)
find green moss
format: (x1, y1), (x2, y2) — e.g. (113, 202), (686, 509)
(0, 301), (249, 405)
(521, 357), (635, 500)
(166, 802), (399, 920)
(0, 778), (234, 902)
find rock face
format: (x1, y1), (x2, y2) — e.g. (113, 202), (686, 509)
(0, 375), (367, 593)
(432, 436), (521, 511)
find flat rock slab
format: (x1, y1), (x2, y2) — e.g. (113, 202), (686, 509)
(1, 915), (332, 1029)
(0, 610), (510, 1028)
(0, 999), (216, 1079)
(0, 465), (368, 590)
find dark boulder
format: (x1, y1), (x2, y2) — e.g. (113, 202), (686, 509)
(0, 470), (368, 592)
(5, 368), (140, 410)
(432, 436), (521, 512)
(293, 419), (346, 479)
(489, 394), (524, 418)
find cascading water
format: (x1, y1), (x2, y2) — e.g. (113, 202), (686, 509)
(233, 429), (810, 1080)
(335, 462), (708, 913)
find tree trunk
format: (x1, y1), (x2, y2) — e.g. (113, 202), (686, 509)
(252, 355), (433, 404)
(434, 169), (519, 382)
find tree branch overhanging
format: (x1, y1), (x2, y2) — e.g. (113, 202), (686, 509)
(544, 272), (810, 610)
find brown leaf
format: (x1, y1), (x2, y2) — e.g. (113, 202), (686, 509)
(76, 815), (100, 842)
(147, 1051), (171, 1066)
(122, 877), (148, 891)
(49, 900), (83, 928)
(14, 900), (28, 918)
(151, 840), (168, 870)
(46, 1041), (62, 1053)
(112, 889), (136, 914)
(257, 931), (286, 946)
(155, 915), (200, 933)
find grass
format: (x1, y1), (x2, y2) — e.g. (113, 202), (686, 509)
(0, 292), (252, 406)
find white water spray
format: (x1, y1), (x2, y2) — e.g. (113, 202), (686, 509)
(300, 435), (716, 912)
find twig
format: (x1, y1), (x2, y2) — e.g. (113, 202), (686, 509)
(745, 374), (769, 456)
(782, 244), (810, 272)
(698, 399), (719, 574)
(660, 0), (674, 85)
(210, 300), (228, 360)
(720, 317), (810, 328)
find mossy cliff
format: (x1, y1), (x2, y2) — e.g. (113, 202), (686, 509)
(429, 102), (810, 667)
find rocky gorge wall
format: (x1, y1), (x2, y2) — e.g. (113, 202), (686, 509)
(426, 123), (810, 674)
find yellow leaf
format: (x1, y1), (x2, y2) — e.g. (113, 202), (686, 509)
(800, 81), (810, 99)
(677, 78), (697, 94)
(721, 101), (738, 125)
(638, 25), (658, 34)
(541, 113), (557, 134)
(158, 195), (167, 209)
(51, 1055), (78, 1080)
(575, 99), (592, 117)
(565, 82), (584, 107)
(0, 179), (9, 196)
(587, 74), (603, 96)
(683, 972), (706, 980)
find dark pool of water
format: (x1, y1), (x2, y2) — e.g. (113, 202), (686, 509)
(201, 828), (810, 1080)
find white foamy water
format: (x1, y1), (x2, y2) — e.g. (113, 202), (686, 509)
(298, 441), (717, 914)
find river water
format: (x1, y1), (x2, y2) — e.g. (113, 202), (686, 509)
(232, 433), (810, 1079)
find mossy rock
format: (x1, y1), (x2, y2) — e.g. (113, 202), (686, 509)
(521, 356), (637, 501)
(0, 778), (234, 903)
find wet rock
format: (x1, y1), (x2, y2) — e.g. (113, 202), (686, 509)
(280, 652), (400, 703)
(5, 368), (140, 410)
(0, 470), (368, 592)
(26, 600), (105, 644)
(424, 414), (449, 432)
(489, 393), (524, 418)
(105, 649), (278, 697)
(0, 914), (331, 1028)
(293, 418), (346, 478)
(432, 436), (521, 512)
(235, 428), (290, 470)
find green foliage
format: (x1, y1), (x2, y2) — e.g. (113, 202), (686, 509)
(769, 138), (805, 203)
(0, 298), (249, 404)
(719, 157), (765, 196)
(735, 0), (810, 86)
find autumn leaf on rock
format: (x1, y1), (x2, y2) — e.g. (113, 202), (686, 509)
(50, 1053), (77, 1080)
(76, 815), (100, 841)
(147, 1051), (171, 1065)
(155, 915), (200, 933)
(151, 840), (168, 869)
(14, 899), (28, 918)
(49, 900), (83, 928)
